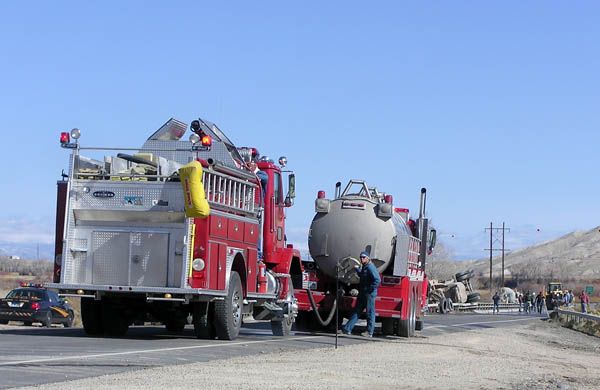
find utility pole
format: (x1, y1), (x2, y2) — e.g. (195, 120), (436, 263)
(484, 222), (510, 294)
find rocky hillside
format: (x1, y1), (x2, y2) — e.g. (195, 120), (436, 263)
(470, 226), (600, 280)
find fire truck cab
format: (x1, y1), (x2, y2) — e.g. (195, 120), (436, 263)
(49, 118), (300, 339)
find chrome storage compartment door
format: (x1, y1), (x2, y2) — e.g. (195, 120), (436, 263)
(91, 231), (170, 287)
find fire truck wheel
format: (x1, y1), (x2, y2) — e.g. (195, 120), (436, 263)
(81, 298), (104, 335)
(165, 318), (186, 333)
(192, 302), (215, 339)
(23, 321), (32, 326)
(415, 318), (423, 331)
(397, 293), (416, 337)
(381, 318), (395, 335)
(214, 271), (243, 340)
(0, 320), (8, 325)
(271, 315), (293, 337)
(102, 303), (129, 337)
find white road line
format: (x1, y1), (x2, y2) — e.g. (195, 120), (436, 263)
(425, 317), (542, 329)
(0, 335), (324, 367)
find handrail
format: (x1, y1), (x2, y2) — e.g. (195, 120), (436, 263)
(556, 308), (600, 323)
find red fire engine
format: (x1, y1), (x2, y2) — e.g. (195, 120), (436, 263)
(49, 118), (301, 339)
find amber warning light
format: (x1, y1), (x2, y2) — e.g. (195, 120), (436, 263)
(201, 135), (212, 147)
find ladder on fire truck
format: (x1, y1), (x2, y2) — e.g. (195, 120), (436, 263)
(201, 168), (260, 217)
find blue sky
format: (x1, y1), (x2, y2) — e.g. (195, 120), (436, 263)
(0, 2), (599, 260)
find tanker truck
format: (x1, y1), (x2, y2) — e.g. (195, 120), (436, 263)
(294, 180), (436, 337)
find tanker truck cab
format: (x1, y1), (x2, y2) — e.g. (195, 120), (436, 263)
(296, 180), (432, 337)
(49, 118), (300, 339)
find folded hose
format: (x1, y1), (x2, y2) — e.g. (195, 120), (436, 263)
(306, 288), (337, 327)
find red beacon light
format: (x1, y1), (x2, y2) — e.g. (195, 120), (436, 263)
(384, 194), (393, 204)
(60, 128), (80, 148)
(317, 190), (326, 199)
(60, 132), (70, 144)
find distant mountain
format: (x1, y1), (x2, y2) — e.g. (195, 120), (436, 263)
(0, 242), (53, 261)
(470, 226), (600, 279)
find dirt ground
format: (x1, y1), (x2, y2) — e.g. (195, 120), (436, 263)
(14, 320), (600, 390)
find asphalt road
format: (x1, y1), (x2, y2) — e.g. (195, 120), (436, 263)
(0, 312), (545, 389)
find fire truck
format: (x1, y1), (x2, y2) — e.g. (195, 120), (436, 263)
(294, 181), (436, 336)
(49, 118), (301, 339)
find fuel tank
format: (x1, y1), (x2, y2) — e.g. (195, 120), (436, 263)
(308, 180), (413, 284)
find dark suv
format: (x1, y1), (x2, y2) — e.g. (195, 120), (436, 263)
(0, 286), (74, 327)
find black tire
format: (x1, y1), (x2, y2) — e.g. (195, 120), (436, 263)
(415, 319), (423, 331)
(271, 315), (294, 337)
(439, 299), (447, 314)
(193, 302), (216, 339)
(446, 298), (454, 312)
(466, 292), (481, 303)
(81, 298), (104, 335)
(0, 320), (8, 325)
(102, 303), (129, 337)
(44, 311), (53, 328)
(455, 270), (474, 282)
(214, 271), (243, 340)
(381, 318), (395, 335)
(23, 321), (33, 326)
(64, 311), (74, 328)
(397, 292), (416, 337)
(165, 318), (186, 332)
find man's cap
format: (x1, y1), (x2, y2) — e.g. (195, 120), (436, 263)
(359, 251), (369, 258)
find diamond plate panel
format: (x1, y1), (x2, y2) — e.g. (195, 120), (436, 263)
(130, 232), (169, 287)
(92, 231), (129, 285)
(70, 182), (185, 211)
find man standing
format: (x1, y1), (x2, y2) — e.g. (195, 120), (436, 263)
(579, 290), (590, 313)
(492, 291), (501, 314)
(341, 251), (381, 337)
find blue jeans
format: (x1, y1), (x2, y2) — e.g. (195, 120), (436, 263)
(343, 291), (376, 335)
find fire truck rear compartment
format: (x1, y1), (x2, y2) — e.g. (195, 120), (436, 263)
(63, 180), (187, 288)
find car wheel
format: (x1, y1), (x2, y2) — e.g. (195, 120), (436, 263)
(64, 311), (74, 328)
(44, 311), (53, 328)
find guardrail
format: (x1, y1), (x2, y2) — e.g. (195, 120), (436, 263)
(556, 309), (600, 324)
(427, 302), (524, 313)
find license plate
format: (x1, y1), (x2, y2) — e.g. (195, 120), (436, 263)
(8, 302), (24, 308)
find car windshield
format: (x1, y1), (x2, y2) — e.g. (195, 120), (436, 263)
(6, 289), (46, 300)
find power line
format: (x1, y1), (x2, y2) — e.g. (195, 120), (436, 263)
(484, 222), (510, 293)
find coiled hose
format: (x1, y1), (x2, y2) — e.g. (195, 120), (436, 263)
(306, 288), (338, 327)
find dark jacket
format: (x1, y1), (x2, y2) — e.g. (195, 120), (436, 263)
(357, 261), (381, 295)
(492, 294), (501, 304)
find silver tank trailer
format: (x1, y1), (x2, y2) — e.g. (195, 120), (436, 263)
(308, 180), (413, 284)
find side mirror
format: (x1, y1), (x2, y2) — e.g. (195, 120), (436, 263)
(429, 229), (437, 251)
(287, 173), (296, 199)
(284, 196), (293, 207)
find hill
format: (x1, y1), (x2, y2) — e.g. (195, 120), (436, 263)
(471, 226), (600, 281)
